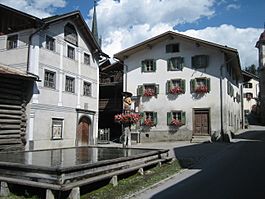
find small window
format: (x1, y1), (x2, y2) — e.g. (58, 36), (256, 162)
(83, 81), (91, 96)
(64, 23), (78, 45)
(44, 70), (56, 89)
(137, 84), (159, 97)
(167, 111), (186, 126)
(166, 79), (185, 94)
(243, 83), (253, 88)
(192, 55), (209, 68)
(190, 78), (210, 93)
(52, 118), (63, 140)
(7, 35), (18, 49)
(67, 46), (75, 59)
(166, 43), (179, 53)
(65, 76), (75, 93)
(84, 53), (90, 65)
(46, 36), (55, 51)
(168, 57), (184, 71)
(140, 111), (157, 127)
(141, 59), (156, 72)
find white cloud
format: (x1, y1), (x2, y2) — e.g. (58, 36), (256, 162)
(0, 0), (67, 18)
(226, 4), (240, 10)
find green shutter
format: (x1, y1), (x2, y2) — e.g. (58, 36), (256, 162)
(180, 57), (184, 70)
(192, 56), (196, 68)
(137, 85), (144, 96)
(181, 79), (186, 93)
(140, 112), (145, 126)
(153, 112), (158, 126)
(190, 79), (195, 93)
(166, 81), (170, 94)
(141, 60), (145, 72)
(153, 60), (156, 72)
(155, 84), (159, 95)
(181, 112), (186, 125)
(167, 59), (171, 71)
(206, 78), (211, 93)
(167, 112), (171, 125)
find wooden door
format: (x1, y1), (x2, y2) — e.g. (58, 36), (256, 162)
(194, 111), (209, 135)
(76, 117), (90, 146)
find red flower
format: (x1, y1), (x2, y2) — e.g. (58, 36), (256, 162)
(170, 119), (182, 127)
(114, 113), (141, 124)
(143, 88), (155, 96)
(143, 118), (154, 126)
(195, 85), (208, 93)
(169, 86), (183, 94)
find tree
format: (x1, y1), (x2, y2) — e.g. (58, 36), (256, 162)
(245, 64), (257, 75)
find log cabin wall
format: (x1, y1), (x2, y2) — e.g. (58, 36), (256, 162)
(0, 76), (33, 151)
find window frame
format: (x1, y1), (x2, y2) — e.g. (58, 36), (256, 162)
(65, 76), (75, 93)
(190, 77), (210, 93)
(137, 83), (159, 97)
(140, 111), (158, 126)
(166, 43), (180, 53)
(167, 111), (186, 126)
(44, 69), (56, 89)
(67, 45), (75, 60)
(166, 79), (185, 94)
(191, 55), (209, 69)
(7, 34), (18, 49)
(141, 59), (156, 72)
(84, 53), (90, 65)
(83, 81), (92, 97)
(51, 118), (63, 140)
(167, 56), (184, 71)
(46, 35), (55, 51)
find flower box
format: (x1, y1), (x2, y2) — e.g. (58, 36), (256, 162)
(170, 119), (182, 127)
(143, 118), (154, 126)
(114, 113), (141, 124)
(195, 85), (208, 93)
(169, 86), (183, 94)
(143, 88), (155, 97)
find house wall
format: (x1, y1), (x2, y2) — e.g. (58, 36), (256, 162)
(124, 37), (241, 142)
(243, 78), (259, 113)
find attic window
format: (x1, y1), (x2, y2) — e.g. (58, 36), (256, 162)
(166, 43), (179, 53)
(64, 23), (78, 46)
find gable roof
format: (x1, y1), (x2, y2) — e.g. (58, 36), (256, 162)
(242, 70), (259, 82)
(114, 31), (238, 61)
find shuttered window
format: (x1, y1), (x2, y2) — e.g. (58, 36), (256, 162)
(167, 57), (184, 71)
(192, 55), (209, 69)
(166, 79), (185, 94)
(167, 111), (186, 126)
(141, 59), (156, 72)
(140, 111), (158, 126)
(137, 84), (159, 97)
(190, 78), (210, 93)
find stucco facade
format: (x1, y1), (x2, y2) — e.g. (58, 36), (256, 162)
(115, 31), (242, 142)
(0, 6), (104, 150)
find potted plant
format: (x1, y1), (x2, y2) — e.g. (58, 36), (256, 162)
(114, 113), (141, 125)
(143, 118), (154, 126)
(143, 88), (155, 97)
(195, 85), (208, 93)
(170, 119), (182, 127)
(169, 86), (183, 94)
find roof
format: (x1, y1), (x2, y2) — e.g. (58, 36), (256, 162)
(0, 64), (37, 80)
(241, 70), (259, 82)
(114, 31), (238, 61)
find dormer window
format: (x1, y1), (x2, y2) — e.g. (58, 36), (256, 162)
(64, 23), (78, 46)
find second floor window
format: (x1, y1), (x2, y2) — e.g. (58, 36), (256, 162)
(44, 70), (56, 89)
(46, 36), (55, 51)
(168, 57), (184, 71)
(65, 76), (75, 93)
(192, 55), (209, 69)
(141, 59), (156, 72)
(67, 46), (75, 59)
(83, 81), (91, 96)
(84, 53), (90, 65)
(190, 78), (210, 94)
(137, 84), (159, 97)
(7, 35), (18, 49)
(166, 79), (185, 94)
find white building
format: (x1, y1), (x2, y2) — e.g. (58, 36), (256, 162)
(0, 4), (107, 150)
(114, 31), (242, 142)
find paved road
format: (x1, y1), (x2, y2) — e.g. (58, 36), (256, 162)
(131, 128), (265, 199)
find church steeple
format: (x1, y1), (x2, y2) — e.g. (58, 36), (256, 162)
(92, 0), (100, 46)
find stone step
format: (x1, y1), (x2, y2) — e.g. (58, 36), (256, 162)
(191, 136), (212, 143)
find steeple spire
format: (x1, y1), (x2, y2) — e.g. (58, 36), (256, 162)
(92, 0), (99, 46)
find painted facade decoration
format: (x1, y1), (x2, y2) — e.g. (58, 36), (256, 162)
(114, 31), (243, 142)
(0, 4), (107, 150)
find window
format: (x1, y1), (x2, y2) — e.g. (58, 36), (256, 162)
(167, 111), (186, 126)
(192, 55), (209, 69)
(44, 70), (56, 89)
(64, 23), (78, 45)
(166, 43), (179, 53)
(168, 57), (184, 71)
(227, 82), (234, 97)
(137, 84), (159, 97)
(46, 36), (55, 51)
(84, 53), (90, 65)
(83, 81), (91, 96)
(140, 111), (157, 126)
(166, 79), (185, 94)
(141, 59), (156, 72)
(52, 118), (63, 140)
(67, 46), (75, 59)
(65, 76), (75, 93)
(190, 78), (210, 93)
(243, 83), (253, 88)
(7, 35), (18, 49)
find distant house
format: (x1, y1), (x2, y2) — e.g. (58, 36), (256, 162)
(256, 30), (265, 125)
(0, 4), (108, 150)
(114, 31), (242, 142)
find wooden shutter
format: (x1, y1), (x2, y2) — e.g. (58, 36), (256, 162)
(181, 112), (186, 125)
(140, 112), (145, 126)
(180, 57), (184, 70)
(153, 60), (156, 72)
(181, 79), (186, 93)
(206, 78), (211, 93)
(141, 60), (145, 72)
(190, 79), (195, 93)
(155, 84), (159, 95)
(137, 85), (144, 96)
(167, 112), (172, 125)
(153, 112), (158, 126)
(166, 81), (170, 94)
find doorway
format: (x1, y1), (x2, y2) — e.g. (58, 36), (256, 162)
(193, 109), (210, 136)
(76, 116), (91, 146)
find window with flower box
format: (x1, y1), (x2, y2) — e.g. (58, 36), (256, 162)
(190, 78), (210, 93)
(167, 57), (184, 71)
(166, 79), (185, 94)
(141, 59), (156, 72)
(192, 55), (209, 69)
(167, 111), (186, 127)
(137, 84), (159, 97)
(140, 112), (157, 127)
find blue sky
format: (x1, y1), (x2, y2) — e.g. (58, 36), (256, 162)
(0, 0), (264, 67)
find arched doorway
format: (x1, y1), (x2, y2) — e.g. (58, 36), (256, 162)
(76, 116), (91, 146)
